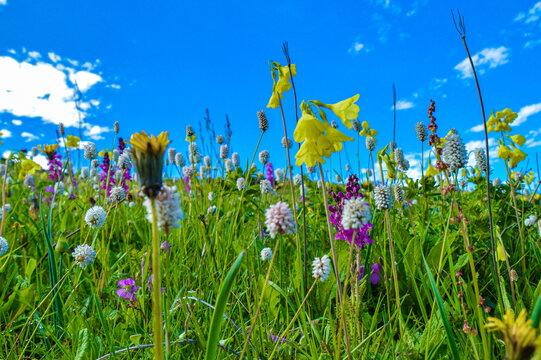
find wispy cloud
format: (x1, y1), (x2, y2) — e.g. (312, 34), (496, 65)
(348, 42), (366, 54)
(394, 100), (414, 110)
(0, 129), (12, 138)
(454, 47), (510, 79)
(514, 2), (541, 24)
(0, 0), (6, 5)
(11, 119), (22, 126)
(21, 131), (39, 142)
(513, 102), (541, 126)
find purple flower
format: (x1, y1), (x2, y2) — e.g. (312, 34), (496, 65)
(47, 150), (62, 182)
(100, 152), (116, 195)
(370, 263), (382, 284)
(161, 241), (170, 253)
(265, 162), (275, 188)
(147, 274), (165, 292)
(270, 333), (287, 344)
(116, 278), (139, 302)
(184, 176), (191, 194)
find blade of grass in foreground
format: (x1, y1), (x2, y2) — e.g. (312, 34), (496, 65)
(204, 250), (245, 360)
(422, 251), (460, 360)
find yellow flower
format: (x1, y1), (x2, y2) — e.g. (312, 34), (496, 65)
(425, 158), (438, 177)
(310, 94), (360, 130)
(505, 134), (526, 146)
(18, 158), (41, 181)
(488, 108), (517, 133)
(498, 142), (513, 161)
(360, 121), (378, 138)
(508, 143), (527, 169)
(38, 144), (59, 160)
(128, 131), (170, 197)
(66, 135), (80, 148)
(486, 309), (541, 360)
(295, 139), (325, 167)
(293, 110), (326, 144)
(267, 62), (296, 109)
(525, 171), (535, 185)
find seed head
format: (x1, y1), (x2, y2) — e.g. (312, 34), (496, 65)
(415, 122), (427, 142)
(259, 150), (269, 165)
(232, 152), (240, 167)
(175, 153), (185, 167)
(474, 148), (487, 173)
(312, 255), (331, 281)
(374, 185), (392, 210)
(393, 183), (404, 204)
(442, 131), (467, 171)
(216, 135), (225, 144)
(265, 201), (295, 238)
(260, 247), (273, 261)
(257, 110), (268, 132)
(168, 148), (176, 164)
(220, 144), (229, 159)
(352, 119), (361, 133)
(85, 206), (107, 229)
(366, 137), (375, 151)
(72, 244), (96, 268)
(236, 177), (245, 191)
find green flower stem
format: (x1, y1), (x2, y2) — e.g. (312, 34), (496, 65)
(150, 198), (164, 360)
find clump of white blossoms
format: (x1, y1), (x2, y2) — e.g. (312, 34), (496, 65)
(167, 148), (176, 164)
(200, 165), (207, 177)
(72, 244), (96, 268)
(394, 148), (404, 164)
(216, 135), (225, 144)
(260, 179), (272, 195)
(204, 156), (211, 168)
(24, 174), (35, 188)
(232, 152), (240, 167)
(84, 142), (97, 160)
(474, 148), (487, 173)
(293, 174), (302, 186)
(415, 122), (427, 142)
(175, 153), (185, 167)
(281, 136), (293, 149)
(91, 159), (99, 168)
(80, 167), (89, 179)
(259, 150), (269, 165)
(312, 255), (331, 281)
(374, 186), (392, 210)
(85, 206), (107, 229)
(144, 185), (184, 236)
(0, 236), (8, 257)
(442, 130), (467, 171)
(514, 171), (524, 182)
(118, 153), (132, 170)
(260, 247), (273, 261)
(274, 168), (284, 183)
(113, 149), (120, 163)
(208, 192), (214, 201)
(109, 187), (126, 203)
(525, 214), (537, 227)
(207, 205), (217, 215)
(352, 119), (361, 133)
(236, 177), (245, 191)
(265, 201), (295, 238)
(493, 178), (501, 186)
(225, 159), (234, 172)
(342, 198), (371, 229)
(393, 183), (404, 204)
(366, 137), (375, 151)
(220, 144), (229, 159)
(183, 166), (193, 178)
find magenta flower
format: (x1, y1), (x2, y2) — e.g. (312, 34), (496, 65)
(116, 278), (139, 302)
(265, 162), (275, 188)
(161, 241), (170, 253)
(359, 263), (382, 285)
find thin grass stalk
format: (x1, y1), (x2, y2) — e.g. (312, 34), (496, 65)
(150, 198), (164, 360)
(384, 209), (401, 333)
(452, 9), (504, 310)
(317, 163), (353, 360)
(0, 152), (12, 236)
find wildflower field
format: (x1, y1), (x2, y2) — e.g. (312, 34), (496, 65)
(2, 36), (541, 360)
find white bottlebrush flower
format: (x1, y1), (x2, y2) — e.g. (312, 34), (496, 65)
(366, 137), (375, 151)
(474, 148), (487, 173)
(342, 197), (371, 229)
(85, 206), (107, 229)
(216, 135), (225, 144)
(112, 149), (120, 163)
(225, 159), (234, 172)
(260, 179), (272, 194)
(312, 255), (331, 281)
(293, 174), (302, 186)
(259, 150), (269, 165)
(525, 215), (537, 227)
(144, 185), (184, 235)
(265, 201), (295, 238)
(220, 144), (229, 159)
(80, 167), (89, 179)
(260, 247), (273, 261)
(90, 168), (97, 177)
(91, 159), (99, 168)
(109, 187), (126, 202)
(204, 156), (211, 168)
(335, 174), (341, 183)
(352, 119), (361, 133)
(514, 171), (524, 182)
(374, 186), (392, 210)
(93, 184), (100, 191)
(189, 142), (198, 156)
(208, 192), (214, 201)
(317, 180), (322, 189)
(72, 244), (96, 268)
(393, 183), (404, 204)
(190, 152), (201, 164)
(24, 174), (35, 187)
(398, 159), (410, 171)
(345, 164), (350, 172)
(0, 236), (8, 256)
(258, 110), (269, 132)
(167, 148), (176, 164)
(415, 122), (427, 142)
(200, 165), (207, 177)
(493, 178), (501, 186)
(281, 136), (293, 149)
(183, 166), (193, 178)
(207, 205), (217, 215)
(274, 168), (284, 183)
(442, 131), (467, 171)
(394, 148), (404, 164)
(54, 181), (65, 194)
(236, 177), (245, 191)
(84, 143), (97, 160)
(232, 152), (240, 167)
(175, 153), (185, 167)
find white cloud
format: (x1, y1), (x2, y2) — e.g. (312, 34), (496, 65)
(454, 47), (510, 79)
(469, 124), (485, 133)
(348, 42), (366, 54)
(465, 138), (498, 167)
(21, 132), (39, 142)
(48, 52), (61, 63)
(108, 84), (121, 90)
(514, 2), (541, 24)
(32, 154), (48, 169)
(0, 0), (6, 5)
(527, 140), (541, 148)
(430, 78), (447, 90)
(0, 53), (103, 128)
(84, 124), (110, 140)
(28, 51), (41, 60)
(11, 119), (22, 125)
(0, 129), (12, 138)
(394, 100), (414, 110)
(513, 102), (541, 126)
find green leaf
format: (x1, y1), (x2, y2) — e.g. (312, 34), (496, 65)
(74, 328), (89, 360)
(204, 250), (244, 360)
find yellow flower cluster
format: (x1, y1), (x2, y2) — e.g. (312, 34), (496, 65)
(18, 154), (41, 181)
(66, 135), (80, 148)
(293, 100), (357, 167)
(359, 121), (377, 138)
(487, 108), (517, 133)
(498, 137), (527, 169)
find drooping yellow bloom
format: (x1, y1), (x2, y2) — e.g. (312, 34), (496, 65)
(38, 144), (59, 160)
(486, 309), (541, 360)
(66, 135), (80, 148)
(525, 171), (535, 185)
(360, 121), (378, 138)
(487, 108), (517, 133)
(425, 158), (438, 177)
(505, 134), (526, 146)
(18, 158), (41, 181)
(508, 143), (527, 169)
(128, 131), (171, 197)
(310, 94), (360, 130)
(267, 62), (296, 109)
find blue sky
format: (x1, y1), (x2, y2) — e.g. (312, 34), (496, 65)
(0, 0), (540, 182)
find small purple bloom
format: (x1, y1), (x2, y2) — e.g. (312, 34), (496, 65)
(147, 274), (165, 292)
(270, 333), (287, 344)
(370, 263), (382, 285)
(184, 176), (191, 194)
(116, 278), (139, 302)
(161, 241), (170, 253)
